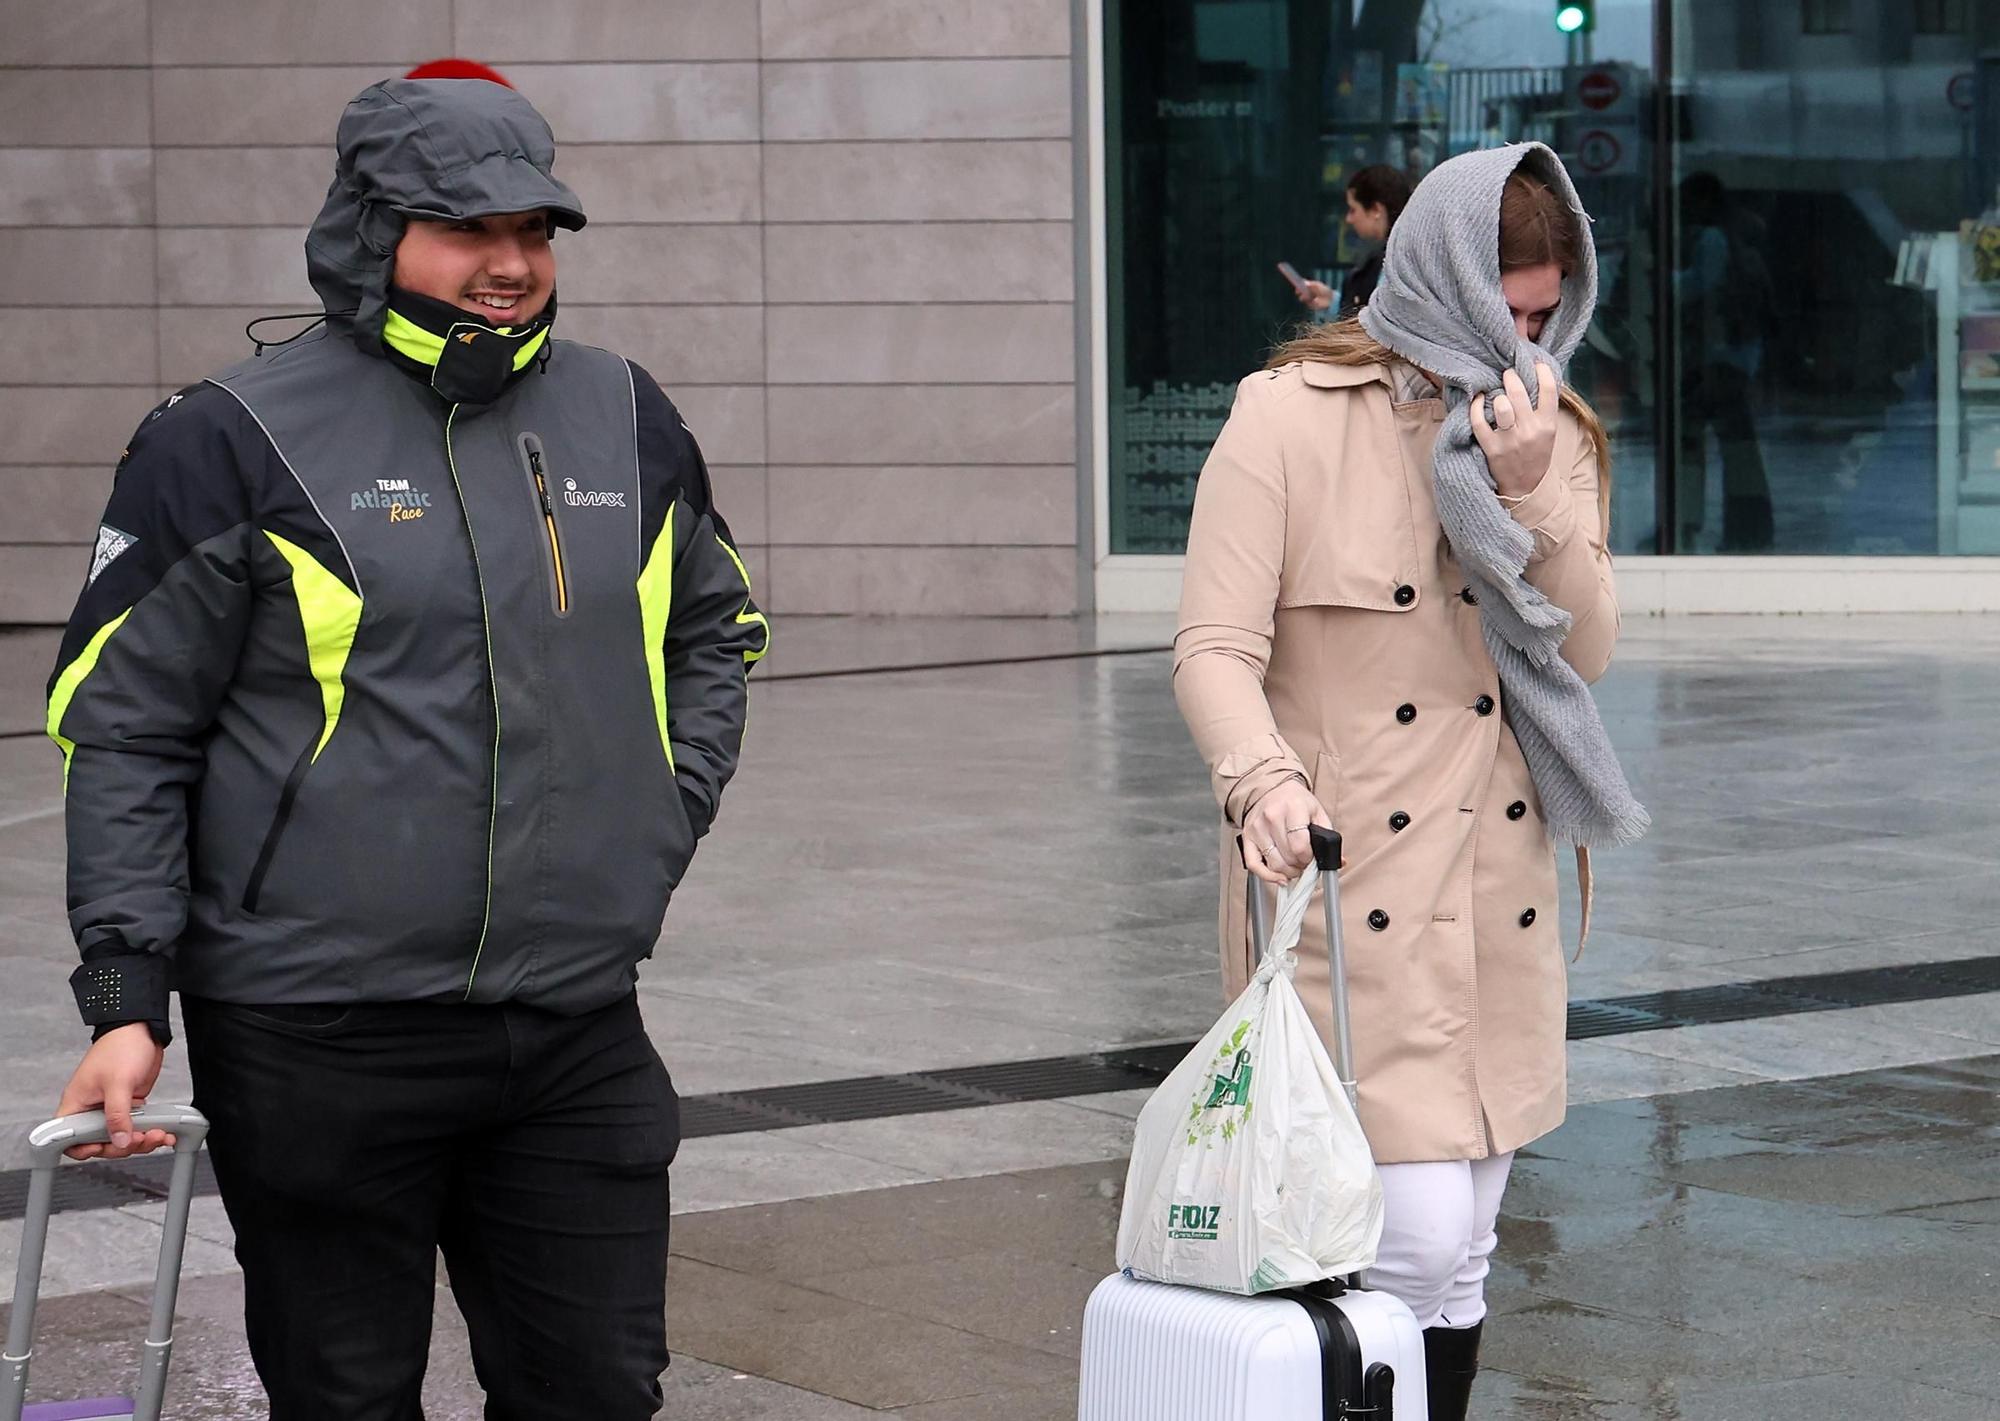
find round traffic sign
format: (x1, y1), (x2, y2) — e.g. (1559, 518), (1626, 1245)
(1579, 70), (1621, 110)
(1577, 129), (1623, 174)
(1947, 72), (1975, 113)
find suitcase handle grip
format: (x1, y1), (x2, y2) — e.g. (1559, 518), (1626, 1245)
(1308, 825), (1342, 873)
(26, 1104), (210, 1169)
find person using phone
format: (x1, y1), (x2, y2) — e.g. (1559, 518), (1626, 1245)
(45, 77), (768, 1416)
(1179, 144), (1643, 1420)
(1288, 164), (1415, 320)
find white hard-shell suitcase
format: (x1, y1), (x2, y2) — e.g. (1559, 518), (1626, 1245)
(1078, 1272), (1424, 1421)
(1078, 826), (1428, 1420)
(2, 1104), (210, 1421)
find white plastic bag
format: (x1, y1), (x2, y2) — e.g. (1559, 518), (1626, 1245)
(1115, 865), (1383, 1294)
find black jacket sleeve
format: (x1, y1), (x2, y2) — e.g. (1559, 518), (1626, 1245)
(46, 386), (257, 1039)
(630, 363), (769, 840)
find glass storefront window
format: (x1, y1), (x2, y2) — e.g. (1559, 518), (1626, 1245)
(1107, 0), (2000, 560)
(1106, 0), (1657, 557)
(1672, 0), (1995, 554)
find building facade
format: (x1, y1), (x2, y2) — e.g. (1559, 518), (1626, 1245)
(4, 0), (1998, 620)
(0, 0), (1085, 622)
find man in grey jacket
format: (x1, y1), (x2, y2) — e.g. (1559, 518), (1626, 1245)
(46, 78), (767, 1417)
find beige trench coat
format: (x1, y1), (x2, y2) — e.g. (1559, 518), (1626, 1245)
(1173, 358), (1619, 1164)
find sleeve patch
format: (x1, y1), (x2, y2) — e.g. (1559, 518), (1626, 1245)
(88, 523), (138, 586)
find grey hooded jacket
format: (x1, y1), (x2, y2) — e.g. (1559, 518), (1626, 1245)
(49, 80), (769, 1035)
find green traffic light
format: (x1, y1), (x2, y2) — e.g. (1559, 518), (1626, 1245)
(1556, 3), (1587, 31)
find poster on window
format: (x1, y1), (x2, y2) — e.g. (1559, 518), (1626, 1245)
(1394, 62), (1450, 126)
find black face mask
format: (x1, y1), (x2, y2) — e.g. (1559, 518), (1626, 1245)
(383, 286), (558, 405)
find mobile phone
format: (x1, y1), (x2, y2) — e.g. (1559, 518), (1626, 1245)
(1276, 261), (1309, 292)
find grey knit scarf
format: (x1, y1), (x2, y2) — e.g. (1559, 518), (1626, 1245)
(1359, 142), (1647, 848)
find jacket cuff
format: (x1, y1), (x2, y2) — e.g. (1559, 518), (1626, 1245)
(1212, 732), (1311, 826)
(92, 1019), (173, 1048)
(1497, 462), (1576, 563)
(71, 955), (171, 1032)
(679, 782), (715, 841)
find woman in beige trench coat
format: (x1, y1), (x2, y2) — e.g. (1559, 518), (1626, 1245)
(1174, 153), (1626, 1420)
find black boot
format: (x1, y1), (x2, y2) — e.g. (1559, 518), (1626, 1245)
(1422, 1320), (1483, 1420)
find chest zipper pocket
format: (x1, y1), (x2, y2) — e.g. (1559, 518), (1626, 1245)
(517, 432), (570, 617)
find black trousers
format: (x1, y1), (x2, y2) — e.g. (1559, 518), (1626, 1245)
(182, 991), (679, 1420)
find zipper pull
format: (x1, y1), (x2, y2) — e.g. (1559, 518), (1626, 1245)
(527, 447), (554, 512)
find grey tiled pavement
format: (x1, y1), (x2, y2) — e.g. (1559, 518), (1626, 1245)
(2, 613), (1998, 1417)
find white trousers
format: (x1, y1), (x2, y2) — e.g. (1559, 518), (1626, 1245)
(1364, 1152), (1514, 1330)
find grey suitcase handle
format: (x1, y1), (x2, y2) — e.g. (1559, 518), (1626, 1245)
(1247, 826), (1357, 1112)
(2, 1105), (211, 1421)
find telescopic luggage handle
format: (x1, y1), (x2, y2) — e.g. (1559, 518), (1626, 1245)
(2, 1105), (211, 1421)
(1246, 826), (1358, 1113)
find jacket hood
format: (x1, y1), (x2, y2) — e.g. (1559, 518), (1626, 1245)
(306, 78), (586, 354)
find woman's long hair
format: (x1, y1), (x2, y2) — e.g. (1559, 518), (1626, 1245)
(1268, 171), (1612, 526)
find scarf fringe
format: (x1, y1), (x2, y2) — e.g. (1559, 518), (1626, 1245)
(1552, 802), (1652, 851)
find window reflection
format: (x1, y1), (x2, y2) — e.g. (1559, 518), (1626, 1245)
(1106, 0), (1999, 558)
(1106, 0), (1655, 557)
(1675, 0), (1988, 553)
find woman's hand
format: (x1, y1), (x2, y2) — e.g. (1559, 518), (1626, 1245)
(1240, 779), (1333, 886)
(1470, 361), (1559, 498)
(1296, 279), (1333, 312)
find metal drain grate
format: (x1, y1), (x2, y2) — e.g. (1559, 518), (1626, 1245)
(929, 1054), (1163, 1102)
(0, 1150), (222, 1224)
(719, 1073), (997, 1126)
(1565, 1001), (1668, 1040)
(6, 954), (1995, 1222)
(1099, 1042), (1196, 1079)
(1602, 983), (1840, 1030)
(1593, 955), (2000, 1036)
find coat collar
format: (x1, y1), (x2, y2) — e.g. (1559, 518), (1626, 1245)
(1294, 359), (1393, 389)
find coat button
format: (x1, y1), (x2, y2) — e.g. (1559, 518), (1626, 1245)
(1396, 703), (1417, 724)
(1367, 909), (1390, 931)
(1474, 694), (1496, 716)
(1388, 811), (1410, 832)
(1460, 586), (1478, 605)
(1393, 584), (1416, 606)
(1507, 800), (1527, 820)
(1519, 907), (1537, 927)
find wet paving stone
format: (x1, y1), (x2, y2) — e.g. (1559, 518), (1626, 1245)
(10, 618), (2000, 1416)
(7, 1056), (1993, 1417)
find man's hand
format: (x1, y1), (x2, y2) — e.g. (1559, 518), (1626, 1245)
(1296, 279), (1334, 313)
(1470, 362), (1561, 499)
(54, 1023), (174, 1160)
(1241, 779), (1333, 886)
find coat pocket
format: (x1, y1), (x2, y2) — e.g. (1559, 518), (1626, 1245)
(1310, 748), (1343, 828)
